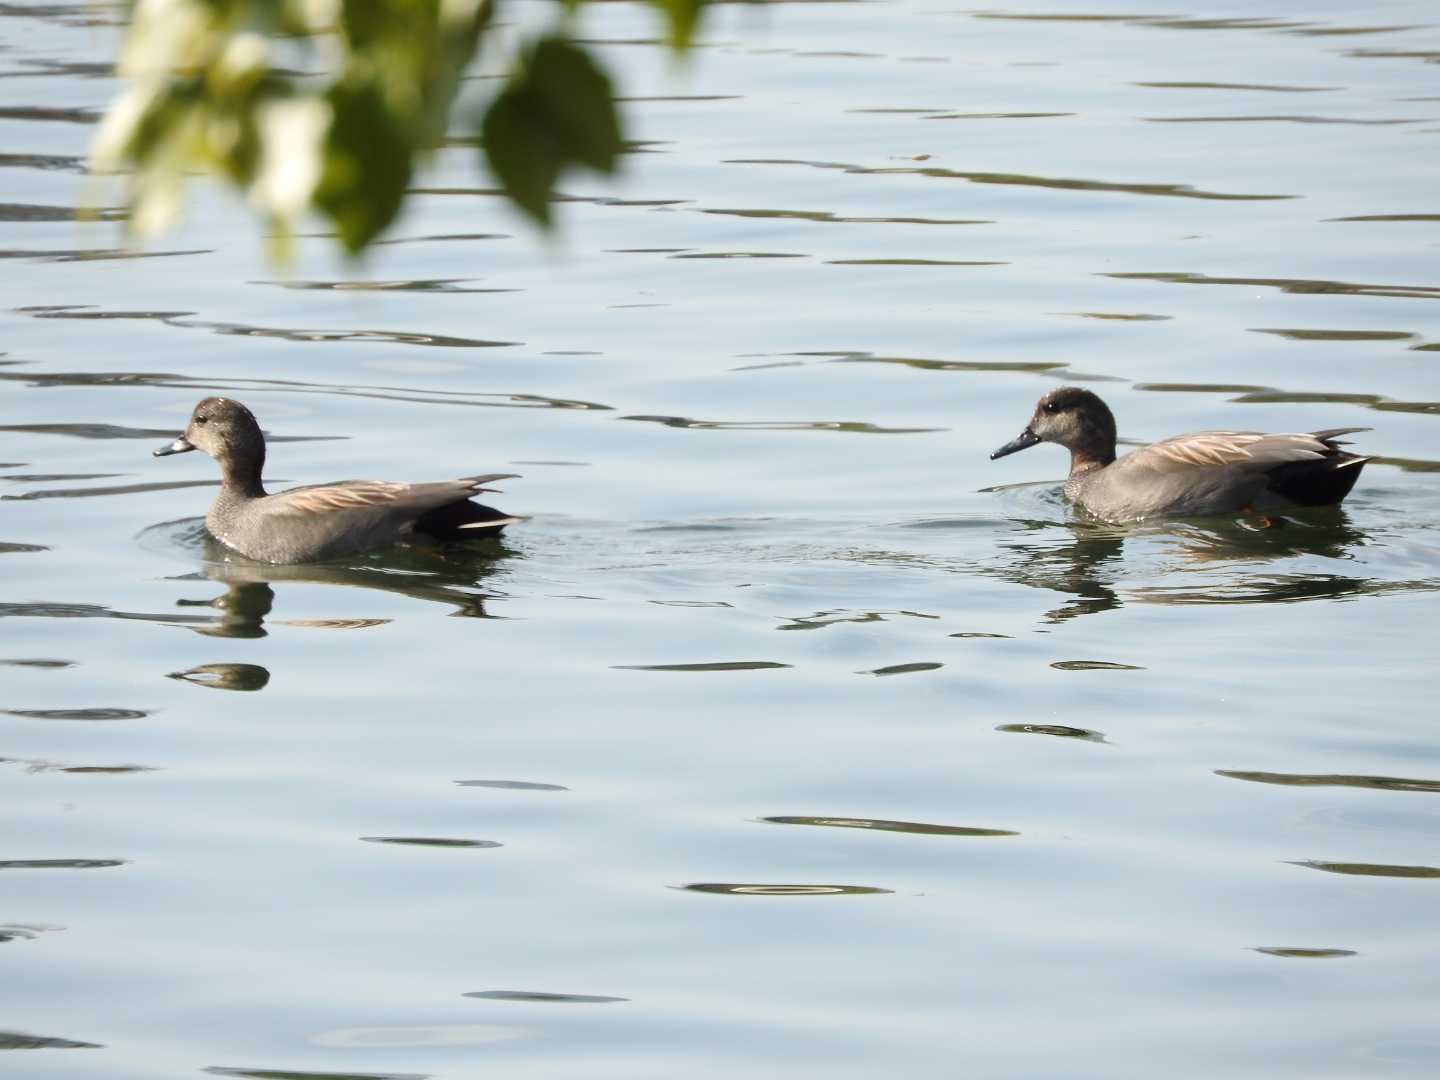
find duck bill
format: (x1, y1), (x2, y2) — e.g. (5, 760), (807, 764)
(154, 436), (195, 458)
(990, 428), (1041, 460)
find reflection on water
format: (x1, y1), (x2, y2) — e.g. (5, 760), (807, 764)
(254, 277), (521, 294)
(1, 366), (613, 412)
(6, 2), (1440, 1077)
(698, 206), (992, 226)
(360, 837), (502, 849)
(622, 414), (941, 433)
(997, 723), (1108, 743)
(761, 816), (1018, 837)
(1143, 114), (1425, 125)
(205, 1068), (428, 1080)
(167, 663), (271, 692)
(730, 158), (1298, 200)
(5, 477), (218, 501)
(988, 520), (1126, 622)
(1254, 947), (1357, 959)
(1, 756), (156, 774)
(981, 509), (1423, 620)
(150, 527), (517, 636)
(0, 1029), (103, 1050)
(612, 660), (792, 671)
(0, 245), (212, 261)
(859, 661), (944, 675)
(0, 923), (62, 942)
(678, 883), (894, 896)
(2, 706), (148, 721)
(464, 990), (628, 1003)
(1104, 270), (1440, 301)
(1290, 860), (1440, 879)
(1217, 770), (1440, 793)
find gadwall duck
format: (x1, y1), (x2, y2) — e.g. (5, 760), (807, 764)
(990, 388), (1368, 522)
(155, 397), (519, 563)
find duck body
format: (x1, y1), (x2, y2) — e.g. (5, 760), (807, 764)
(992, 388), (1368, 523)
(156, 397), (519, 564)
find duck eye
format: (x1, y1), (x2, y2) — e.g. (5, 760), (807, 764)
(195, 415), (208, 425)
(1043, 402), (1059, 414)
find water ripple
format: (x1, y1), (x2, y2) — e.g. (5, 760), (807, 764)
(699, 207), (991, 226)
(997, 723), (1108, 742)
(1050, 660), (1144, 671)
(1289, 860), (1440, 878)
(622, 414), (941, 434)
(0, 104), (98, 123)
(761, 816), (1017, 837)
(3, 478), (219, 502)
(205, 1067), (426, 1080)
(0, 369), (613, 412)
(1250, 328), (1416, 341)
(360, 837), (502, 849)
(0, 1029), (102, 1049)
(677, 882), (892, 896)
(0, 246), (211, 262)
(3, 703), (149, 720)
(167, 664), (271, 692)
(859, 662), (944, 676)
(464, 990), (627, 1003)
(1217, 770), (1440, 794)
(1254, 947), (1357, 959)
(253, 278), (521, 294)
(1143, 114), (1425, 125)
(1132, 81), (1342, 92)
(1343, 49), (1440, 65)
(1106, 271), (1440, 300)
(17, 305), (520, 347)
(730, 158), (1298, 200)
(612, 660), (792, 672)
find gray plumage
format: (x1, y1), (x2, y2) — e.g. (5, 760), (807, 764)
(990, 387), (1368, 522)
(154, 397), (520, 563)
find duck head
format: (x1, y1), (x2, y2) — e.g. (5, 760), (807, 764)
(990, 387), (1118, 466)
(155, 397), (266, 475)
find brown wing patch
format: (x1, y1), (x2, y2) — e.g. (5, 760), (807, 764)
(277, 481), (410, 515)
(1145, 432), (1265, 468)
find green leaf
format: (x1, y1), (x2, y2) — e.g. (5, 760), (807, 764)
(481, 35), (623, 228)
(314, 74), (412, 253)
(650, 0), (706, 50)
(481, 90), (561, 226)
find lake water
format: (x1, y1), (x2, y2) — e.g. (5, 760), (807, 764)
(3, 1), (1440, 1076)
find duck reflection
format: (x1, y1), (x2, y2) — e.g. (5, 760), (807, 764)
(170, 533), (516, 639)
(993, 507), (1378, 622)
(992, 517), (1127, 623)
(167, 662), (271, 691)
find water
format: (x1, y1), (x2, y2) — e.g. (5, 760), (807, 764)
(3, 1), (1440, 1076)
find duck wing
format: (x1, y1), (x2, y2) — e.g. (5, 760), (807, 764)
(268, 474), (519, 517)
(1126, 430), (1368, 474)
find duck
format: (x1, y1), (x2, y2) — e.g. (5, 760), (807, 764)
(154, 397), (519, 563)
(990, 387), (1368, 522)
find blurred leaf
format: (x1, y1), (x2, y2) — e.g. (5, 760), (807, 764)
(650, 0), (705, 50)
(315, 74), (412, 253)
(251, 95), (329, 216)
(482, 35), (622, 227)
(95, 0), (707, 260)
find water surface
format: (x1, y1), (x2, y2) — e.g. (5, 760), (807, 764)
(3, 1), (1439, 1077)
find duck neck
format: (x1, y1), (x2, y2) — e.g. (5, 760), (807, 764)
(1067, 440), (1116, 478)
(217, 444), (267, 500)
